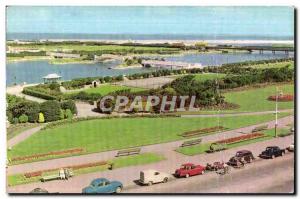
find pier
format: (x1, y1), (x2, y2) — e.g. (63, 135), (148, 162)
(206, 45), (294, 54)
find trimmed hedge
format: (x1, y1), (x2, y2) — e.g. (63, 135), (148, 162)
(23, 87), (58, 100)
(40, 100), (61, 122)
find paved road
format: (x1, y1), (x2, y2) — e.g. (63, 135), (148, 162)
(125, 153), (294, 194)
(7, 115), (293, 176)
(6, 84), (46, 103)
(7, 128), (294, 193)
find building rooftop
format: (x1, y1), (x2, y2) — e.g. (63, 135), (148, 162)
(43, 73), (62, 79)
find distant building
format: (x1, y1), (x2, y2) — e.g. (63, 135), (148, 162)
(43, 73), (62, 84)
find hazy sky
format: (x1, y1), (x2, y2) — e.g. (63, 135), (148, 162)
(7, 6), (294, 37)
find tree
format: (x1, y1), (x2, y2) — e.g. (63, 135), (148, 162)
(38, 112), (45, 123)
(40, 100), (61, 122)
(19, 114), (28, 123)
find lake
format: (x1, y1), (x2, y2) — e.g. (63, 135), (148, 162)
(6, 52), (293, 86)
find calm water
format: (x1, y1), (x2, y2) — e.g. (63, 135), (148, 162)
(6, 52), (293, 86)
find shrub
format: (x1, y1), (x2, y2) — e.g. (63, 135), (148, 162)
(60, 109), (65, 120)
(65, 109), (73, 119)
(8, 101), (40, 123)
(40, 100), (61, 122)
(60, 100), (77, 114)
(38, 113), (45, 123)
(18, 114), (29, 123)
(12, 117), (19, 124)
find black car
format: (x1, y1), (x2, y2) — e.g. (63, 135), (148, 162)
(259, 146), (285, 159)
(227, 150), (255, 167)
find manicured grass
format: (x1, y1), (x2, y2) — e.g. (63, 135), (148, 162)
(8, 153), (164, 186)
(176, 127), (290, 156)
(84, 84), (146, 95)
(8, 113), (290, 160)
(65, 84), (146, 96)
(193, 73), (227, 82)
(223, 83), (294, 112)
(7, 123), (40, 140)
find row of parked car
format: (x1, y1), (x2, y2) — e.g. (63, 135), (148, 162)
(31, 143), (294, 194)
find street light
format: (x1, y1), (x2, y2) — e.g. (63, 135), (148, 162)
(275, 87), (283, 137)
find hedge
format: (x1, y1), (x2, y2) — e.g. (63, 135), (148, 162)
(22, 87), (58, 100)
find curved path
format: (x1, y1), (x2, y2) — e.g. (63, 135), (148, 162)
(7, 125), (45, 148)
(7, 115), (293, 176)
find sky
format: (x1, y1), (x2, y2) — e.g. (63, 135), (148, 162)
(6, 6), (294, 37)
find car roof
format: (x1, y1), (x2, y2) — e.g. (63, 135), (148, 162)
(237, 150), (251, 153)
(182, 163), (194, 166)
(91, 178), (108, 184)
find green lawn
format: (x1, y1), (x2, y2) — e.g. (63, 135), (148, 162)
(193, 73), (227, 82)
(223, 83), (294, 112)
(8, 153), (165, 186)
(176, 127), (292, 156)
(8, 113), (291, 161)
(67, 84), (146, 96)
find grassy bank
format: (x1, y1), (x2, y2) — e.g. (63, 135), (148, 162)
(8, 153), (165, 186)
(8, 112), (291, 162)
(176, 127), (292, 156)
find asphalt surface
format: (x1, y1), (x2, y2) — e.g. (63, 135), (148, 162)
(124, 153), (294, 194)
(7, 130), (294, 194)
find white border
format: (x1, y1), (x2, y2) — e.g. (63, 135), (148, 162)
(1, 1), (298, 199)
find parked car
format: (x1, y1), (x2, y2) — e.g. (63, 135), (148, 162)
(30, 188), (49, 194)
(287, 143), (294, 152)
(139, 169), (171, 186)
(227, 150), (255, 167)
(259, 146), (285, 159)
(82, 178), (123, 194)
(175, 163), (206, 178)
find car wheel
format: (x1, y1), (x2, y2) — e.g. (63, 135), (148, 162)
(163, 178), (168, 183)
(185, 174), (190, 178)
(148, 181), (153, 186)
(115, 187), (122, 193)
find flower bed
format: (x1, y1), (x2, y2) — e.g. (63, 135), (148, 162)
(24, 161), (108, 178)
(11, 148), (84, 162)
(181, 126), (226, 137)
(267, 94), (294, 102)
(216, 132), (265, 144)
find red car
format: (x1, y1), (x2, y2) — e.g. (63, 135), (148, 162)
(175, 163), (206, 178)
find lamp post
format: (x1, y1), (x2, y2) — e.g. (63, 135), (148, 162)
(275, 87), (283, 137)
(275, 87), (278, 137)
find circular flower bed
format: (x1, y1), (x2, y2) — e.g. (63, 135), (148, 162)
(267, 94), (294, 102)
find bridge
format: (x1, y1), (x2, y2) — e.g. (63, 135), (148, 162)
(141, 60), (202, 69)
(206, 45), (294, 54)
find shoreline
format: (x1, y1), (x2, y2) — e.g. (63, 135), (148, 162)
(9, 39), (294, 46)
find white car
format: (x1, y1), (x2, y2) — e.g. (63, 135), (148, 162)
(287, 143), (294, 152)
(139, 169), (171, 186)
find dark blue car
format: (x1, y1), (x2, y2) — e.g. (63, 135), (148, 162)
(82, 178), (123, 194)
